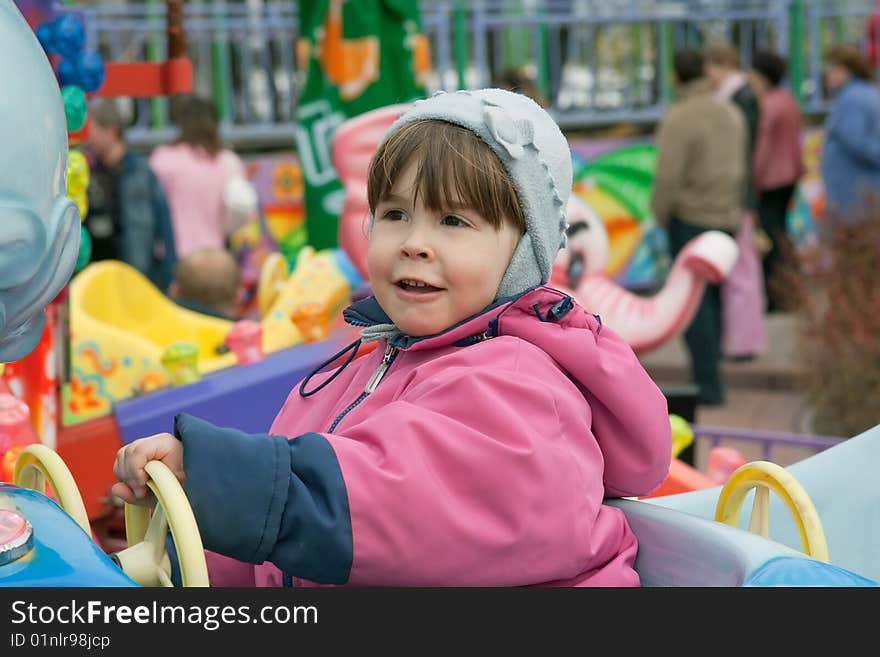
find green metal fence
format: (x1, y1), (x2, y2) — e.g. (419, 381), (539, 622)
(70, 0), (880, 148)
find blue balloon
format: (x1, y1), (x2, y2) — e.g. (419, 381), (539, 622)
(76, 51), (105, 93)
(35, 22), (55, 53)
(57, 58), (81, 88)
(52, 14), (85, 60)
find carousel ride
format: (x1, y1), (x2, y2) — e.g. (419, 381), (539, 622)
(1, 0), (877, 587)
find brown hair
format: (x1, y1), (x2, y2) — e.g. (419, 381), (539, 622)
(493, 67), (548, 108)
(825, 44), (875, 81)
(367, 120), (526, 234)
(174, 248), (240, 315)
(173, 95), (222, 156)
(89, 99), (126, 138)
(673, 49), (704, 84)
(704, 42), (740, 69)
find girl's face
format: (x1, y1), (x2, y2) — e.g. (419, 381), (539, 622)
(367, 160), (520, 337)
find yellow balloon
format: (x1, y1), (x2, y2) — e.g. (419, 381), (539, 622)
(67, 150), (89, 197)
(72, 191), (88, 221)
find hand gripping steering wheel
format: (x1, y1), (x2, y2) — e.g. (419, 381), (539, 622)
(14, 444), (91, 536)
(113, 460), (209, 586)
(714, 460), (829, 562)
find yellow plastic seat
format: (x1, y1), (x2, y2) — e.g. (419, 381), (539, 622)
(68, 261), (238, 420)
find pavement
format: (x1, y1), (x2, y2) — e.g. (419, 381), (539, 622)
(637, 312), (818, 469)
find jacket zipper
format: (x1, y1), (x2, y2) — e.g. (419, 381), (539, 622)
(327, 344), (398, 432)
(364, 344), (397, 393)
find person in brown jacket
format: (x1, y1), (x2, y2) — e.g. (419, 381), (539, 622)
(651, 48), (746, 405)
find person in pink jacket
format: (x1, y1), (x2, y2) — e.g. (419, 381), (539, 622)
(149, 95), (247, 259)
(112, 89), (672, 587)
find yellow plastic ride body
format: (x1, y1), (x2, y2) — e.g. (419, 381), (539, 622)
(260, 247), (355, 351)
(67, 261), (237, 421)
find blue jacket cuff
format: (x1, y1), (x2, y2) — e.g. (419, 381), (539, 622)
(174, 413), (290, 564)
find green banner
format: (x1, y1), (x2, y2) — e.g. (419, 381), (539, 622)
(295, 0), (429, 252)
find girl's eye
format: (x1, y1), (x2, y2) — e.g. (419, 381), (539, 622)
(442, 214), (469, 227)
(383, 209), (406, 221)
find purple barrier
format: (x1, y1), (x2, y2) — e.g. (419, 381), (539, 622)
(113, 328), (360, 444)
(692, 424), (844, 463)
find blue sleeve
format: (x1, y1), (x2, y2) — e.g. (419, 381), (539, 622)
(173, 413), (353, 584)
(827, 90), (880, 168)
(117, 166), (157, 279)
(150, 171), (177, 292)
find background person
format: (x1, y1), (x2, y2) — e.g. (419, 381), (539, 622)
(149, 95), (249, 259)
(168, 248), (243, 320)
(751, 49), (805, 312)
(84, 99), (177, 291)
(650, 49), (746, 405)
(704, 41), (767, 361)
(820, 44), (880, 226)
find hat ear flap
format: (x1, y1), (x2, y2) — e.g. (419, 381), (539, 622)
(496, 233), (544, 299)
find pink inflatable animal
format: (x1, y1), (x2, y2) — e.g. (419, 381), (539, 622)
(552, 196), (739, 354)
(332, 104), (411, 279)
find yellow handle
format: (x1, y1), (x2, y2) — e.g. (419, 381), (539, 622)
(715, 460), (829, 562)
(13, 444), (91, 536)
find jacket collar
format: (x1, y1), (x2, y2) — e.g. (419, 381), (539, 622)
(676, 77), (714, 101)
(343, 289), (533, 352)
(716, 71), (747, 101)
(300, 286), (575, 398)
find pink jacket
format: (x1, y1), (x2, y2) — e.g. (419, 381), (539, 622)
(149, 144), (244, 258)
(753, 88), (805, 192)
(184, 287), (671, 587)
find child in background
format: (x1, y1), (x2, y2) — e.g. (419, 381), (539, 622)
(168, 248), (243, 320)
(113, 89), (671, 587)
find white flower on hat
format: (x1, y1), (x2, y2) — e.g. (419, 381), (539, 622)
(482, 105), (534, 160)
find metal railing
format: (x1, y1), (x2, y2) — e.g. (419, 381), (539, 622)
(65, 0), (880, 149)
(693, 424), (844, 463)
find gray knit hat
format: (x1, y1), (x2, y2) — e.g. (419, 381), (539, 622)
(376, 88), (572, 299)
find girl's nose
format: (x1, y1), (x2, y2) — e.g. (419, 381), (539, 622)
(399, 228), (434, 260)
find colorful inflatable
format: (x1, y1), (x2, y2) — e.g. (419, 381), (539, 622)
(333, 103), (412, 279)
(552, 199), (738, 354)
(66, 247), (362, 423)
(0, 0), (79, 363)
(570, 142), (662, 287)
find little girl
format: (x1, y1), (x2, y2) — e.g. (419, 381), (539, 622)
(113, 88), (672, 587)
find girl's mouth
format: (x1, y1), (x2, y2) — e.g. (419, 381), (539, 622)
(396, 279), (444, 293)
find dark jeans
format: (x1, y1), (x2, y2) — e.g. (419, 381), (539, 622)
(756, 184), (796, 312)
(667, 217), (729, 405)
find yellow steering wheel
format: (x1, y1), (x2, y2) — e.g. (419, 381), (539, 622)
(714, 460), (829, 562)
(113, 460), (209, 587)
(13, 444), (91, 536)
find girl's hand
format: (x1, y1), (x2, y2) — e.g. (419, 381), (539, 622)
(111, 433), (185, 507)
